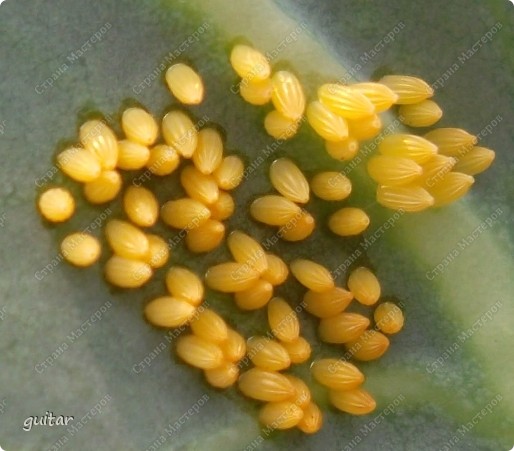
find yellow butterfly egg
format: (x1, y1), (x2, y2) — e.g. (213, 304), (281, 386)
(298, 402), (323, 434)
(310, 359), (364, 390)
(424, 128), (478, 157)
(57, 147), (102, 182)
(123, 186), (159, 227)
(259, 402), (304, 430)
(176, 335), (224, 370)
(144, 234), (170, 269)
(213, 155), (245, 190)
(181, 165), (219, 205)
(318, 313), (370, 344)
(162, 110), (198, 158)
(289, 259), (335, 293)
(347, 267), (381, 306)
(261, 253), (289, 286)
(227, 230), (268, 274)
(147, 144), (180, 176)
(347, 114), (382, 141)
(117, 140), (150, 170)
(238, 368), (295, 402)
(427, 172), (475, 207)
(303, 287), (353, 318)
(121, 107), (158, 146)
(208, 191), (235, 221)
(38, 187), (75, 222)
(193, 128), (224, 175)
(104, 256), (153, 288)
(204, 362), (239, 389)
(329, 388), (376, 415)
(318, 84), (375, 120)
(284, 375), (311, 409)
(221, 329), (247, 362)
(144, 296), (196, 328)
(264, 110), (301, 140)
(105, 219), (149, 260)
(280, 210), (315, 242)
(349, 82), (398, 112)
(79, 120), (118, 170)
(230, 44), (271, 81)
(345, 330), (390, 361)
(239, 78), (273, 105)
(280, 337), (311, 364)
(83, 170), (122, 204)
(161, 198), (211, 230)
(378, 134), (437, 163)
(186, 219), (225, 253)
(374, 302), (405, 335)
(246, 336), (291, 371)
(306, 100), (349, 142)
(271, 70), (306, 120)
(165, 266), (204, 306)
(165, 63), (204, 105)
(367, 155), (423, 186)
(250, 195), (302, 226)
(234, 279), (274, 310)
(399, 99), (443, 127)
(190, 308), (229, 343)
(267, 297), (300, 343)
(325, 138), (359, 161)
(328, 207), (370, 236)
(205, 262), (260, 293)
(60, 233), (101, 267)
(379, 75), (434, 104)
(418, 154), (456, 187)
(453, 146), (495, 176)
(269, 158), (310, 204)
(376, 184), (434, 212)
(311, 172), (352, 201)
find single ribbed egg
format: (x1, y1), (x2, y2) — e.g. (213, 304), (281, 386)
(144, 234), (170, 269)
(147, 144), (180, 176)
(186, 219), (225, 253)
(328, 207), (370, 236)
(83, 170), (122, 204)
(271, 71), (306, 120)
(193, 128), (224, 175)
(162, 110), (198, 158)
(161, 198), (211, 230)
(61, 233), (101, 267)
(289, 259), (334, 293)
(213, 156), (244, 190)
(38, 187), (75, 222)
(165, 63), (204, 105)
(230, 44), (271, 81)
(79, 120), (118, 170)
(105, 219), (149, 260)
(269, 158), (310, 204)
(123, 186), (159, 227)
(145, 296), (196, 328)
(227, 230), (268, 274)
(117, 140), (150, 170)
(121, 107), (159, 146)
(57, 147), (102, 182)
(180, 165), (219, 205)
(165, 266), (204, 306)
(104, 256), (152, 288)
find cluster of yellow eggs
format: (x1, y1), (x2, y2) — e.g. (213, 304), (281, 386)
(37, 40), (494, 435)
(232, 45), (495, 212)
